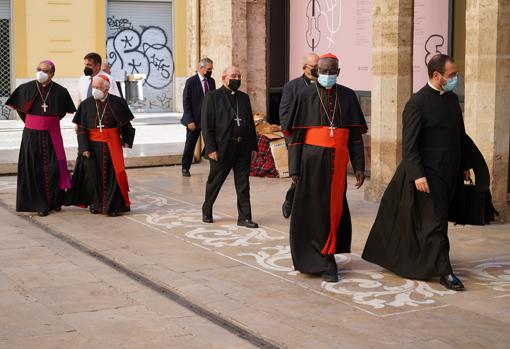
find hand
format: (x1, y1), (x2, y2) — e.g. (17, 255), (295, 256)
(291, 175), (300, 184)
(251, 150), (257, 163)
(415, 177), (430, 193)
(208, 151), (218, 161)
(82, 151), (90, 158)
(464, 169), (472, 182)
(123, 143), (129, 148)
(187, 122), (197, 131)
(355, 170), (365, 189)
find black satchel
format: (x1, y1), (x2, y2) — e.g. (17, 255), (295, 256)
(452, 180), (498, 225)
(448, 135), (498, 225)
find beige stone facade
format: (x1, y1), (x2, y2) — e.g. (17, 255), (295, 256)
(365, 0), (413, 202)
(464, 0), (510, 219)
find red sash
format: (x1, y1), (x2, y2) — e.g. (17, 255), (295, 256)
(89, 128), (131, 206)
(305, 127), (350, 255)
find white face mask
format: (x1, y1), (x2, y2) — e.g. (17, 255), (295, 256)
(36, 71), (49, 83)
(92, 88), (105, 100)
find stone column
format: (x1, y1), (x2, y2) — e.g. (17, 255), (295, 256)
(199, 0), (267, 114)
(186, 0), (200, 76)
(464, 0), (510, 220)
(365, 0), (413, 202)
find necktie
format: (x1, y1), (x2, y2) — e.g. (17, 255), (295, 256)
(87, 79), (93, 98)
(203, 78), (209, 94)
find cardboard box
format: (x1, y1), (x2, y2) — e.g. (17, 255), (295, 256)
(269, 138), (289, 178)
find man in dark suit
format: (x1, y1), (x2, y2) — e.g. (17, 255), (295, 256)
(279, 53), (319, 218)
(180, 57), (216, 177)
(201, 65), (259, 228)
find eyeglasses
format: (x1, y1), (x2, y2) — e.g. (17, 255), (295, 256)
(228, 74), (242, 79)
(36, 68), (51, 74)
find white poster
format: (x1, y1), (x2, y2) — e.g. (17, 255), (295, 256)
(289, 0), (451, 92)
(413, 0), (450, 91)
(289, 0), (373, 91)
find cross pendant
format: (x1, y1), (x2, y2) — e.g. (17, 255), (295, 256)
(41, 103), (48, 113)
(329, 125), (336, 137)
(234, 115), (242, 127)
(98, 122), (103, 132)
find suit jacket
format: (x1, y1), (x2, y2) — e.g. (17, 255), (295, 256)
(279, 74), (312, 130)
(201, 87), (258, 161)
(181, 73), (216, 128)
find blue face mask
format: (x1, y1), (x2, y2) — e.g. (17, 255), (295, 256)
(318, 74), (337, 88)
(442, 75), (458, 92)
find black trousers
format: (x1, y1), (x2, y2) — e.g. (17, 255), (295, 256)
(202, 141), (252, 220)
(182, 127), (201, 171)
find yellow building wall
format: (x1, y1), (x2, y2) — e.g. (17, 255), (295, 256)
(13, 0), (106, 79)
(14, 0), (188, 80)
(174, 0), (187, 78)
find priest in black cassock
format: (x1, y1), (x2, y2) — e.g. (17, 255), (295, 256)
(286, 53), (367, 282)
(67, 74), (135, 217)
(362, 54), (472, 291)
(279, 52), (319, 219)
(6, 60), (76, 216)
(201, 65), (259, 228)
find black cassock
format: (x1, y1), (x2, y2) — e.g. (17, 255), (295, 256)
(67, 95), (134, 215)
(286, 83), (367, 274)
(6, 80), (76, 212)
(362, 84), (472, 279)
(201, 86), (258, 220)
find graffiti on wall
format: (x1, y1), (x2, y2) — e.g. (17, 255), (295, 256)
(106, 17), (175, 111)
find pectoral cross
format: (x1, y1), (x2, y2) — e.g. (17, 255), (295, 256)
(234, 115), (242, 127)
(41, 103), (48, 113)
(328, 125), (336, 138)
(98, 120), (103, 132)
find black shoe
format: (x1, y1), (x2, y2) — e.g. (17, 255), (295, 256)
(321, 270), (339, 283)
(37, 211), (49, 217)
(202, 215), (213, 223)
(89, 206), (99, 214)
(108, 211), (120, 217)
(237, 219), (259, 228)
(182, 169), (191, 177)
(282, 201), (292, 219)
(440, 273), (465, 291)
(54, 206), (62, 212)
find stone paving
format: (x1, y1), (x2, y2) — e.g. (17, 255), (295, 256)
(0, 163), (509, 348)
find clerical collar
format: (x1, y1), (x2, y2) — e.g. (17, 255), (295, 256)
(317, 83), (335, 91)
(222, 85), (236, 95)
(99, 94), (109, 103)
(37, 80), (52, 88)
(302, 74), (313, 86)
(428, 81), (445, 95)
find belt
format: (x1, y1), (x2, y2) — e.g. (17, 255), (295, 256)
(231, 137), (244, 142)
